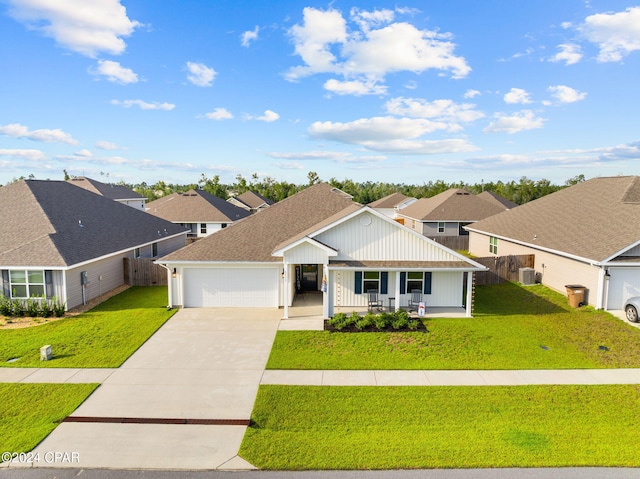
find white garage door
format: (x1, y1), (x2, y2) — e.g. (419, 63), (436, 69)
(607, 267), (640, 310)
(183, 267), (279, 307)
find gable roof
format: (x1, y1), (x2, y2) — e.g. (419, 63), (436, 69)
(399, 188), (509, 222)
(160, 183), (360, 263)
(146, 189), (251, 223)
(0, 180), (186, 268)
(368, 192), (415, 209)
(67, 176), (143, 201)
(232, 190), (274, 209)
(466, 176), (640, 263)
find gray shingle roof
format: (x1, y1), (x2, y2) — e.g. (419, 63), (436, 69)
(399, 188), (510, 221)
(477, 190), (518, 209)
(146, 190), (251, 223)
(0, 180), (185, 267)
(466, 176), (640, 262)
(160, 183), (360, 262)
(67, 176), (144, 200)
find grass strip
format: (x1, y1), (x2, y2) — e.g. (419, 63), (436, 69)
(240, 384), (640, 469)
(0, 286), (176, 368)
(0, 383), (98, 457)
(267, 283), (640, 370)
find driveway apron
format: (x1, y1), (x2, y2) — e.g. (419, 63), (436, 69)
(20, 308), (281, 471)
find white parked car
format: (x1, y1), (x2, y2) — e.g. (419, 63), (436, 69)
(624, 297), (640, 323)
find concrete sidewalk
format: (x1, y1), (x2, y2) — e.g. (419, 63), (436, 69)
(261, 368), (640, 386)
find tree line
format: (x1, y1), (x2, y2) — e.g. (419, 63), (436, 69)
(10, 170), (587, 206)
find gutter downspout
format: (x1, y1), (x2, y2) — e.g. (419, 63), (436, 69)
(157, 263), (174, 308)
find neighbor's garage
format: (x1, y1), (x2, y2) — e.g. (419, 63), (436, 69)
(182, 267), (279, 307)
(607, 267), (640, 310)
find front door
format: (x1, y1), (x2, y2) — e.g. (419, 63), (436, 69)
(301, 264), (318, 291)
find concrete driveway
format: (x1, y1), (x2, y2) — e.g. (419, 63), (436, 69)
(22, 308), (281, 470)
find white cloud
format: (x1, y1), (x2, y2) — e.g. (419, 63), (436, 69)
(349, 7), (395, 32)
(241, 26), (259, 47)
(504, 88), (532, 104)
(550, 43), (583, 65)
(578, 6), (640, 62)
(186, 62), (217, 87)
(483, 110), (545, 134)
(285, 7), (470, 95)
(95, 140), (120, 150)
(0, 123), (78, 144)
(267, 150), (385, 163)
(324, 78), (387, 96)
(307, 116), (479, 155)
(111, 99), (175, 110)
(0, 148), (47, 161)
(5, 0), (141, 57)
(384, 97), (484, 125)
(90, 60), (138, 84)
(547, 85), (587, 103)
(246, 110), (279, 122)
(204, 108), (233, 120)
(464, 89), (481, 99)
(74, 149), (93, 157)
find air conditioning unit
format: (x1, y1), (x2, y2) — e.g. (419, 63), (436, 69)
(519, 267), (535, 285)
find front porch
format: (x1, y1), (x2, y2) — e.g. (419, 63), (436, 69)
(284, 290), (467, 321)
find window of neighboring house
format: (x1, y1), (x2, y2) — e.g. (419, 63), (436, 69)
(221, 223), (227, 229)
(363, 271), (380, 292)
(152, 242), (158, 257)
(489, 236), (498, 254)
(437, 222), (445, 233)
(200, 223), (207, 235)
(10, 270), (45, 298)
(134, 248), (141, 258)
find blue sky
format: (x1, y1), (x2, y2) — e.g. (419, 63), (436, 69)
(1, 0), (639, 187)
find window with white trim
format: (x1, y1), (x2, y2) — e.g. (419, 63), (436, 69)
(200, 223), (207, 234)
(489, 236), (498, 254)
(10, 270), (45, 298)
(406, 272), (424, 293)
(437, 222), (445, 233)
(363, 271), (380, 292)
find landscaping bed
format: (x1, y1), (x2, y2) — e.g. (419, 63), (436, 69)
(324, 309), (427, 332)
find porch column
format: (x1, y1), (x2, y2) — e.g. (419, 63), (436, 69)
(395, 271), (401, 311)
(283, 263), (289, 319)
(465, 271), (473, 317)
(323, 266), (332, 318)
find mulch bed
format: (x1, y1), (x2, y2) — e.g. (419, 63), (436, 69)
(323, 320), (428, 333)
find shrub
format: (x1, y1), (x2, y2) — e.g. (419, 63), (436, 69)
(11, 299), (25, 317)
(391, 309), (411, 330)
(25, 298), (40, 318)
(355, 312), (376, 330)
(50, 297), (66, 317)
(328, 312), (349, 330)
(374, 312), (392, 329)
(0, 295), (11, 316)
(39, 299), (53, 318)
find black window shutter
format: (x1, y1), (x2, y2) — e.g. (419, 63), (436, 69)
(424, 272), (432, 294)
(355, 271), (362, 294)
(1, 270), (9, 297)
(380, 272), (388, 294)
(44, 270), (53, 298)
(400, 272), (406, 294)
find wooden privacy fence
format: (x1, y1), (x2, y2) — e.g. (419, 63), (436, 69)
(430, 235), (469, 251)
(474, 254), (535, 285)
(124, 258), (168, 286)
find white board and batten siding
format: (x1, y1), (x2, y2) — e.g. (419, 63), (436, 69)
(283, 241), (331, 265)
(182, 265), (280, 307)
(315, 211), (463, 263)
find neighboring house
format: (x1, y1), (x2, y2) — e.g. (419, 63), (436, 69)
(227, 190), (274, 213)
(158, 183), (486, 318)
(368, 192), (417, 219)
(146, 189), (251, 238)
(466, 176), (640, 311)
(0, 180), (187, 310)
(67, 176), (146, 210)
(398, 188), (516, 238)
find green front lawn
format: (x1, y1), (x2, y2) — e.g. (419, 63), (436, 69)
(0, 286), (176, 368)
(240, 384), (640, 469)
(0, 383), (98, 458)
(267, 283), (640, 370)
